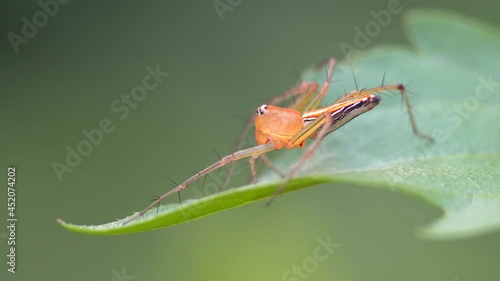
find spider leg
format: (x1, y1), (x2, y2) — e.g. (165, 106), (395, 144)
(339, 84), (433, 142)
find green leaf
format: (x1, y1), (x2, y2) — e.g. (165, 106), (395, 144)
(58, 9), (500, 239)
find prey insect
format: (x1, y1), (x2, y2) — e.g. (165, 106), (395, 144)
(123, 57), (433, 225)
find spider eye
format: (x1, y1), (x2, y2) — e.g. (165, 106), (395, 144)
(256, 104), (268, 115)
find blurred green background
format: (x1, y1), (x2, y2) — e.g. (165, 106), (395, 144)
(1, 1), (500, 280)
